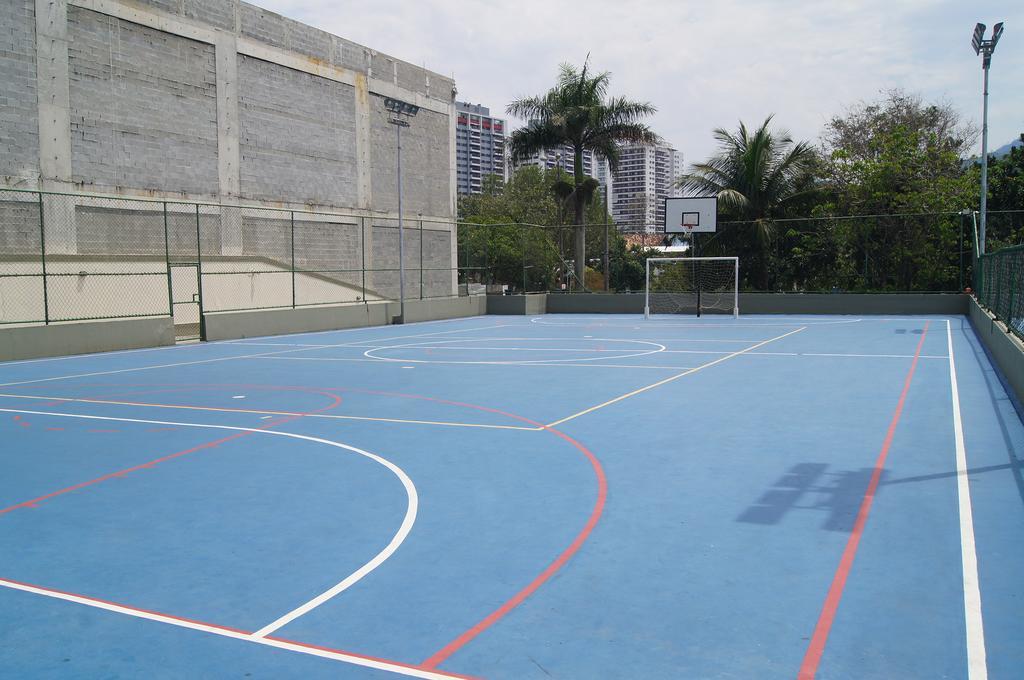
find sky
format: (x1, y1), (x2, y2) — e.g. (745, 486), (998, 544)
(259, 0), (1022, 165)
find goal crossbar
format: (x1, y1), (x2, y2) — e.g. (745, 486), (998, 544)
(645, 256), (739, 318)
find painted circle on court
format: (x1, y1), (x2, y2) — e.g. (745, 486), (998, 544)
(362, 336), (666, 365)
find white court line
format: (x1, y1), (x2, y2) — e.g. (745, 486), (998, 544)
(0, 408), (422, 647)
(0, 346), (322, 388)
(0, 323), (513, 388)
(234, 322), (515, 351)
(0, 337), (213, 367)
(250, 356), (695, 371)
(365, 337), (666, 365)
(529, 316), (864, 327)
(0, 578), (460, 679)
(946, 319), (988, 679)
(0, 393), (538, 431)
(798, 352), (948, 359)
(546, 326), (807, 427)
(0, 314), (500, 367)
(343, 337), (761, 346)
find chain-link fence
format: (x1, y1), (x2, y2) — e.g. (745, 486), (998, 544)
(0, 190), (459, 340)
(458, 211), (1024, 296)
(976, 244), (1024, 340)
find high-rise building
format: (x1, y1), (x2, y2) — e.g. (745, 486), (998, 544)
(609, 143), (684, 232)
(455, 102), (507, 195)
(511, 144), (594, 178)
(594, 157), (613, 210)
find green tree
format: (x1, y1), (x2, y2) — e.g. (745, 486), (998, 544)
(982, 133), (1024, 249)
(817, 90), (979, 290)
(676, 115), (817, 288)
(507, 60), (657, 288)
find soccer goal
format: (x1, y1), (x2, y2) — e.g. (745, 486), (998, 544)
(645, 257), (739, 318)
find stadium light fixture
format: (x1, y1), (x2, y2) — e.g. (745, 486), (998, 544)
(385, 97), (420, 323)
(971, 20), (1004, 254)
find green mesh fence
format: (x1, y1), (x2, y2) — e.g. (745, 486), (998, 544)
(456, 213), (992, 295)
(0, 189), (461, 340)
(976, 244), (1024, 340)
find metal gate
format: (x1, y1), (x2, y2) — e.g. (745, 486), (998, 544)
(170, 263), (203, 341)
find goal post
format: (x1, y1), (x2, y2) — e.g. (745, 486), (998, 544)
(645, 257), (739, 318)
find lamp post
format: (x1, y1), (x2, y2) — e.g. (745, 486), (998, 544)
(384, 97), (420, 323)
(971, 21), (1004, 255)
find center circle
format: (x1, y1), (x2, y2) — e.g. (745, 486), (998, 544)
(363, 337), (666, 365)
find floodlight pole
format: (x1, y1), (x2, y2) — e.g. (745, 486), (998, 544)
(385, 97), (419, 323)
(980, 61), (990, 254)
(397, 121), (405, 323)
(972, 21), (1004, 254)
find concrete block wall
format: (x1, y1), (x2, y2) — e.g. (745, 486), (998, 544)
(68, 7), (220, 195)
(0, 194), (42, 255)
(370, 99), (452, 217)
(0, 1), (39, 182)
(0, 0), (458, 296)
(237, 54), (358, 205)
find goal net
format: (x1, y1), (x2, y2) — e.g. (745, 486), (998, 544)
(645, 257), (739, 318)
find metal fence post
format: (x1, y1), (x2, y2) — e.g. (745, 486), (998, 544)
(419, 218), (424, 299)
(604, 220), (610, 292)
(290, 211), (296, 308)
(163, 202), (173, 318)
(195, 204), (206, 341)
(1007, 257), (1017, 331)
(522, 225), (527, 292)
(993, 254), (1004, 321)
(38, 192), (50, 324)
(360, 216), (366, 303)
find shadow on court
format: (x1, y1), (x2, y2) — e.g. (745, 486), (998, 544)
(737, 463), (877, 532)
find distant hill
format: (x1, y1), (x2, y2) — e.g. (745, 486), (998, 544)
(992, 136), (1023, 158)
(964, 136), (1022, 166)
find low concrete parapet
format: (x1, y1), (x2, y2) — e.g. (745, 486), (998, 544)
(967, 297), (1024, 412)
(0, 317), (175, 361)
(738, 293), (967, 315)
(487, 294), (548, 315)
(546, 293), (644, 314)
(203, 296), (486, 341)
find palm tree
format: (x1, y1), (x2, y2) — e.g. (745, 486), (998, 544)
(507, 60), (657, 288)
(677, 116), (817, 288)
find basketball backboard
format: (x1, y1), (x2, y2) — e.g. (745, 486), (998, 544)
(664, 196), (718, 233)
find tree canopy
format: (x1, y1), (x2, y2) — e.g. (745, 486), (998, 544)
(506, 60), (657, 287)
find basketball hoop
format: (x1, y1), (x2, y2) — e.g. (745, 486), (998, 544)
(664, 198), (717, 235)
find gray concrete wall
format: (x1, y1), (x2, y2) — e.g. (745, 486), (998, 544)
(0, 316), (174, 361)
(2, 0), (456, 219)
(237, 54), (358, 205)
(0, 0), (459, 300)
(0, 1), (39, 182)
(489, 293), (968, 315)
(394, 295), (486, 323)
(487, 294), (548, 315)
(968, 297), (1024, 412)
(738, 293), (967, 315)
(547, 293), (644, 314)
(370, 99), (453, 218)
(203, 295), (484, 340)
(67, 6), (220, 194)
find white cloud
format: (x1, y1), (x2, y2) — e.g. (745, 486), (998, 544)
(260, 0), (1021, 163)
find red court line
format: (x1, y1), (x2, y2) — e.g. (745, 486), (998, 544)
(6, 379), (607, 669)
(797, 321), (931, 680)
(0, 389), (341, 517)
(156, 384), (607, 670)
(422, 423), (606, 669)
